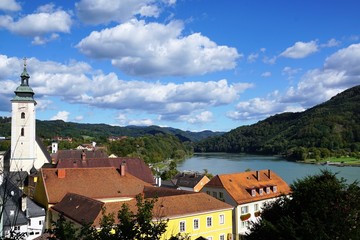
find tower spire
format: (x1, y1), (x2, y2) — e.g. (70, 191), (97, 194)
(21, 57), (30, 86)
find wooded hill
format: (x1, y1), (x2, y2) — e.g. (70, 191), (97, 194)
(0, 117), (223, 143)
(194, 85), (360, 159)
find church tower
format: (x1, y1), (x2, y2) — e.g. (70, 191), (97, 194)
(10, 59), (37, 172)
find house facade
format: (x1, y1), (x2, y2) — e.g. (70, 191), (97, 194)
(50, 190), (233, 240)
(201, 169), (291, 239)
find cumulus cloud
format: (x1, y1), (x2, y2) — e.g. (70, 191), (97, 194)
(229, 43), (360, 121)
(76, 19), (240, 77)
(0, 3), (72, 44)
(0, 55), (251, 124)
(180, 111), (213, 124)
(76, 0), (168, 25)
(0, 0), (21, 11)
(51, 111), (70, 121)
(247, 53), (259, 63)
(282, 43), (360, 107)
(280, 40), (318, 59)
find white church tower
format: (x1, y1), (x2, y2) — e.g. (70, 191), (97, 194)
(10, 59), (37, 172)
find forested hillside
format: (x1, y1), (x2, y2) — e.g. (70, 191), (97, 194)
(0, 118), (223, 142)
(195, 85), (360, 159)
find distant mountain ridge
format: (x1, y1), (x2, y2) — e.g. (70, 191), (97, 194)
(195, 85), (360, 155)
(0, 118), (224, 142)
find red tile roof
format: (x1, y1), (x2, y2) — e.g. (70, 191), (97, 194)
(52, 149), (108, 163)
(52, 190), (233, 227)
(56, 157), (154, 184)
(41, 167), (151, 204)
(205, 169), (291, 204)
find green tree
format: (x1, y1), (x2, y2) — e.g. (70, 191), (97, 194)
(245, 170), (360, 240)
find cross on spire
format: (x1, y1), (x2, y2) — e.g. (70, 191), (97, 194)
(23, 57), (27, 68)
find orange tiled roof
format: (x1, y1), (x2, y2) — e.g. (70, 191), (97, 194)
(205, 169), (291, 204)
(52, 190), (233, 227)
(56, 157), (155, 184)
(41, 167), (151, 204)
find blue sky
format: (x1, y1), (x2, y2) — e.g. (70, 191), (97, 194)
(0, 0), (359, 132)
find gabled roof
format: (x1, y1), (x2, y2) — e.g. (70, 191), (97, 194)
(40, 167), (151, 204)
(52, 193), (104, 225)
(173, 172), (209, 188)
(0, 176), (45, 227)
(52, 190), (233, 227)
(205, 169), (291, 204)
(56, 156), (154, 184)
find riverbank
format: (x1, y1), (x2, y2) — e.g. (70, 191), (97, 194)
(299, 156), (360, 167)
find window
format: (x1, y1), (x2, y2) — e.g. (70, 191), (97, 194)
(220, 234), (225, 240)
(212, 192), (217, 198)
(21, 128), (24, 136)
(206, 191), (210, 195)
(251, 189), (256, 197)
(219, 214), (225, 224)
(241, 206), (248, 214)
(273, 186), (277, 193)
(241, 221), (250, 228)
(21, 112), (25, 119)
(39, 220), (43, 225)
(10, 210), (15, 216)
(266, 187), (270, 194)
(259, 188), (263, 195)
(254, 203), (259, 211)
(14, 226), (20, 231)
(219, 192), (224, 199)
(179, 221), (186, 232)
(193, 219), (199, 230)
(206, 217), (212, 227)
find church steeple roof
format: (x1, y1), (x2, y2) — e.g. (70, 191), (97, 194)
(12, 58), (36, 104)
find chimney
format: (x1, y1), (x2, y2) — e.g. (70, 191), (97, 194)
(256, 170), (260, 181)
(21, 194), (27, 212)
(120, 161), (126, 176)
(57, 169), (66, 179)
(81, 150), (86, 162)
(268, 169), (271, 179)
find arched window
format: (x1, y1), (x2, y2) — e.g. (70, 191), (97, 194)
(21, 112), (25, 119)
(21, 128), (24, 136)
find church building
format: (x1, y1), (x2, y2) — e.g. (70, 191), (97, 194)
(9, 59), (51, 173)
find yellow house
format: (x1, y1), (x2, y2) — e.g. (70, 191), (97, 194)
(51, 188), (233, 240)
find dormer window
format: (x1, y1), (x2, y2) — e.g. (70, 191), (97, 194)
(259, 188), (263, 195)
(21, 112), (25, 119)
(251, 189), (256, 197)
(266, 187), (270, 194)
(273, 185), (277, 193)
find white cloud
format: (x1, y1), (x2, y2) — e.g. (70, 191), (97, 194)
(280, 40), (318, 59)
(282, 66), (301, 80)
(0, 4), (72, 42)
(321, 38), (341, 48)
(51, 111), (70, 121)
(181, 111), (213, 124)
(74, 115), (84, 121)
(0, 0), (21, 11)
(261, 72), (271, 78)
(76, 19), (240, 77)
(282, 43), (360, 107)
(128, 118), (154, 126)
(247, 53), (258, 63)
(31, 33), (59, 45)
(75, 0), (162, 25)
(229, 43), (360, 121)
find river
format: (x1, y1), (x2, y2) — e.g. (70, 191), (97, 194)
(177, 153), (360, 185)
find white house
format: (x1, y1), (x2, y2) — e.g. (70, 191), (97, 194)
(201, 169), (291, 239)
